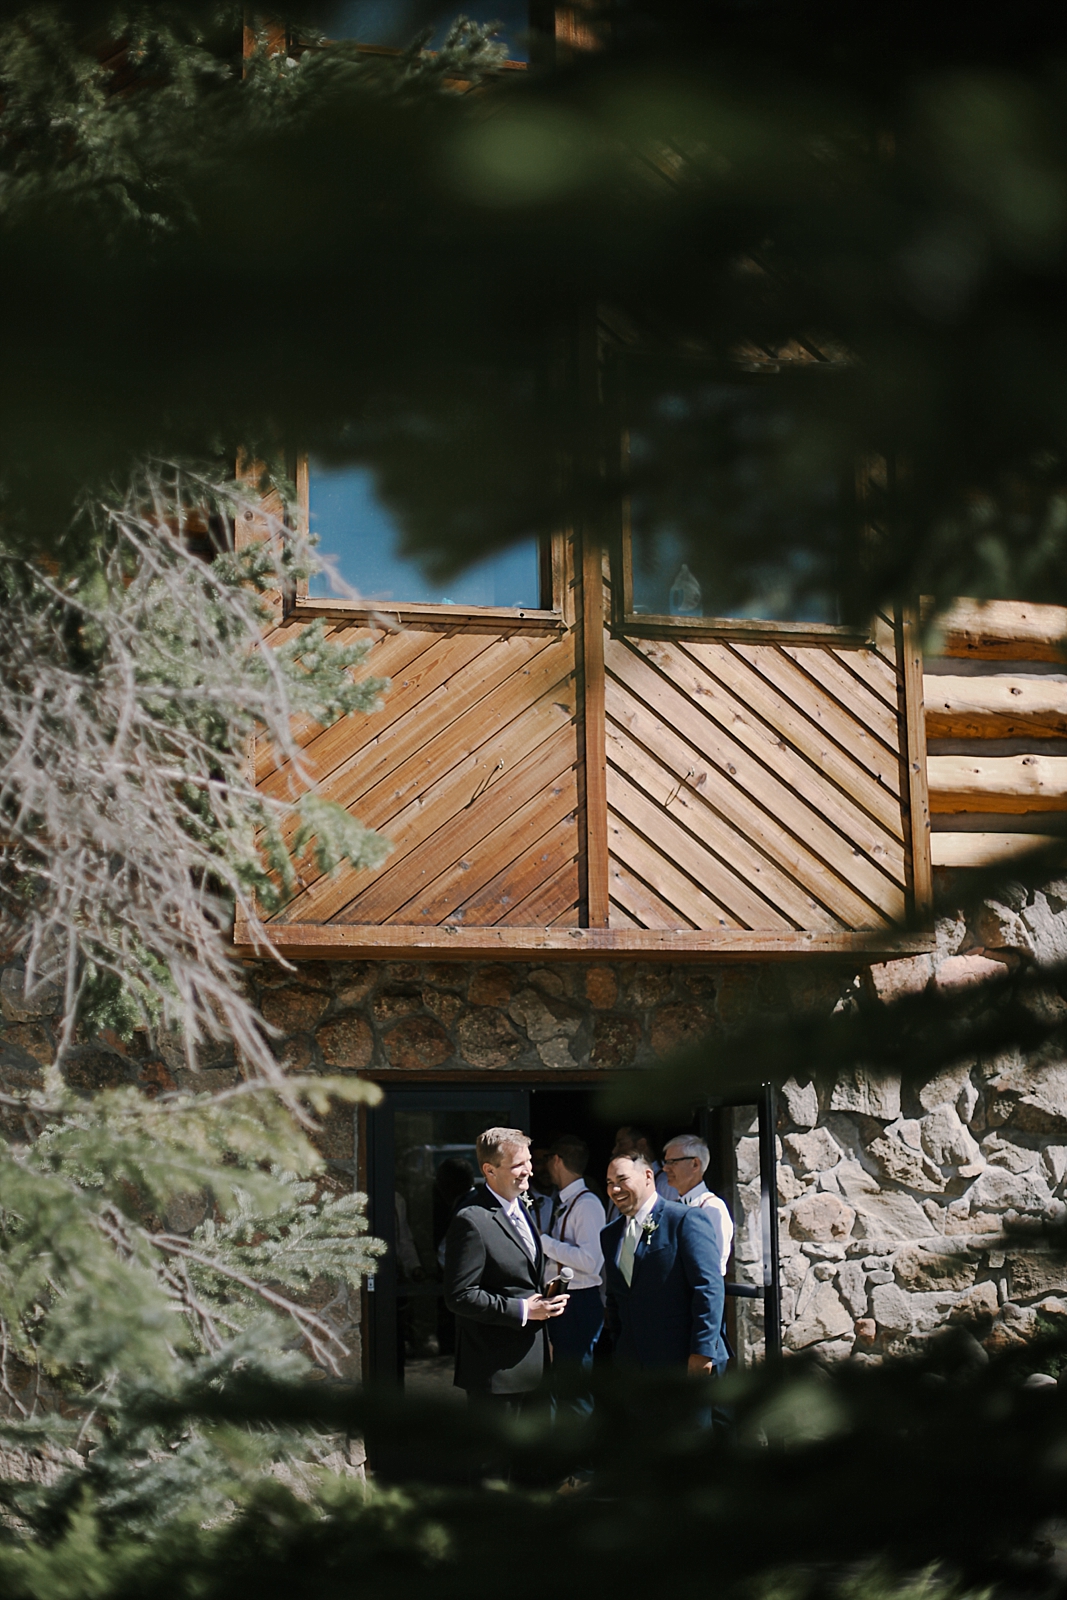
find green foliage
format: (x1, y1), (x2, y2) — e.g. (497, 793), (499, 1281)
(1, 7), (1066, 1598)
(0, 1071), (382, 1377)
(0, 461), (391, 1064)
(0, 1071), (383, 1531)
(5, 1), (1067, 615)
(0, 1333), (1061, 1597)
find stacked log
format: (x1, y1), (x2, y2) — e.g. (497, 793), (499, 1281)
(925, 601), (1067, 869)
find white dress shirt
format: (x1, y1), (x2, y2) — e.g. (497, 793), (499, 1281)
(614, 1190), (659, 1267)
(679, 1181), (733, 1276)
(540, 1177), (604, 1289)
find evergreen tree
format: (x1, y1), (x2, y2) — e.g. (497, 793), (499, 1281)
(0, 6), (1063, 1598)
(0, 5), (514, 1547)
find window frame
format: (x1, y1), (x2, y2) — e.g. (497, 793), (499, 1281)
(287, 451), (567, 631)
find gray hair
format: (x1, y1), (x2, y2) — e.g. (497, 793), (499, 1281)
(665, 1134), (710, 1174)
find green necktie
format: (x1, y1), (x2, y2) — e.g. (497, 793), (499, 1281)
(618, 1216), (639, 1287)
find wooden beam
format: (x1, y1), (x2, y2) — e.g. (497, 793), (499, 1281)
(234, 916), (935, 963)
(288, 597), (564, 632)
(579, 535), (610, 927)
(931, 833), (1065, 869)
(928, 754), (1067, 812)
(932, 599), (1067, 663)
(619, 615), (871, 648)
(924, 675), (1067, 739)
(895, 605), (934, 920)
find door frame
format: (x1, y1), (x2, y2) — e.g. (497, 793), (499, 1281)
(362, 1079), (782, 1381)
(365, 1085), (530, 1384)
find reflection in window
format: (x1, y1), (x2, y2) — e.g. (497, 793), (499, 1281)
(307, 461), (542, 608)
(622, 371), (847, 626)
(630, 528), (842, 624)
(307, 0), (531, 57)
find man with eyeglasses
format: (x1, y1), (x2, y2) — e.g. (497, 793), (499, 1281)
(601, 1153), (727, 1377)
(662, 1136), (734, 1276)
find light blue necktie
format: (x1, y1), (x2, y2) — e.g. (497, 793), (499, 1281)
(508, 1201), (537, 1261)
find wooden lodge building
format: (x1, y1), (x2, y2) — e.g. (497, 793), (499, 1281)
(234, 12), (1067, 1385)
(238, 461), (1067, 1380)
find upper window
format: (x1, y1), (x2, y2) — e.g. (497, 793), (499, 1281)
(305, 1), (531, 58)
(614, 359), (856, 637)
(305, 459), (544, 610)
(627, 529), (843, 626)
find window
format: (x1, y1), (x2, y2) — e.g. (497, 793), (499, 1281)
(612, 358), (861, 640)
(304, 458), (545, 611)
(627, 528), (843, 626)
(305, 1), (532, 58)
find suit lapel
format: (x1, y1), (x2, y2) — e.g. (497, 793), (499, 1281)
(603, 1218), (626, 1291)
(488, 1195), (538, 1272)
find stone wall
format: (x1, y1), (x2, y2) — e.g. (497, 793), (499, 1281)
(770, 880), (1067, 1364)
(3, 875), (1066, 1371)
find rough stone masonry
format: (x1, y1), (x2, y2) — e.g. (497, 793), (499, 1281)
(1, 878), (1065, 1369)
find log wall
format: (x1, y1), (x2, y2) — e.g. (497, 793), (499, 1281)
(926, 600), (1067, 870)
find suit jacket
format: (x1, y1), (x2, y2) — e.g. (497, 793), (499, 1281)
(443, 1185), (547, 1395)
(601, 1197), (727, 1370)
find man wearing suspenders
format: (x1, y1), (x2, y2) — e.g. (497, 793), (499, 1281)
(540, 1135), (606, 1412)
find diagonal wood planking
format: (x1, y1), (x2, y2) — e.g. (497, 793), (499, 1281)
(267, 626), (580, 929)
(603, 634), (907, 932)
(255, 620), (441, 783)
(254, 602), (912, 940)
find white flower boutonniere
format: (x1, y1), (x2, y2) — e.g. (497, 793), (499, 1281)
(641, 1216), (659, 1242)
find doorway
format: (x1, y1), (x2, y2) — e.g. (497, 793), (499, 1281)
(364, 1082), (779, 1389)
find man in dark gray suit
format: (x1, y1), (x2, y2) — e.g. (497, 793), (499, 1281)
(443, 1127), (569, 1410)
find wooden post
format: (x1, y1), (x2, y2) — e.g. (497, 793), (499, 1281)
(579, 532), (610, 927)
(243, 12), (287, 66)
(895, 602), (934, 923)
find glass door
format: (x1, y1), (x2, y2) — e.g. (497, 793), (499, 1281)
(366, 1086), (530, 1390)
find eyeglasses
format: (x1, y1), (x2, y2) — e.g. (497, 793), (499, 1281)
(662, 1156), (698, 1166)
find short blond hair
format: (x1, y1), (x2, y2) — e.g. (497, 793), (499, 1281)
(476, 1127), (531, 1170)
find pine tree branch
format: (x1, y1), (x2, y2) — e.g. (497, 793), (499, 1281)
(145, 1233), (350, 1374)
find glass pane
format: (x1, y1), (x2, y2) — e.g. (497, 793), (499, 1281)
(308, 461), (541, 607)
(393, 1107), (491, 1398)
(307, 1), (531, 58)
(630, 527), (842, 624)
(623, 368), (846, 625)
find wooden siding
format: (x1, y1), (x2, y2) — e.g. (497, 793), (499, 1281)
(239, 542), (933, 958)
(926, 599), (1067, 871)
(259, 618), (581, 931)
(603, 633), (908, 932)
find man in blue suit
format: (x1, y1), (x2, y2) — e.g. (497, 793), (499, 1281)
(601, 1153), (727, 1374)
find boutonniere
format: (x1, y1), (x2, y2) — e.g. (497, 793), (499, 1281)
(641, 1216), (659, 1242)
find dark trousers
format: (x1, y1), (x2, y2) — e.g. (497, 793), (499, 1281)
(549, 1287), (604, 1420)
(549, 1287), (605, 1368)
